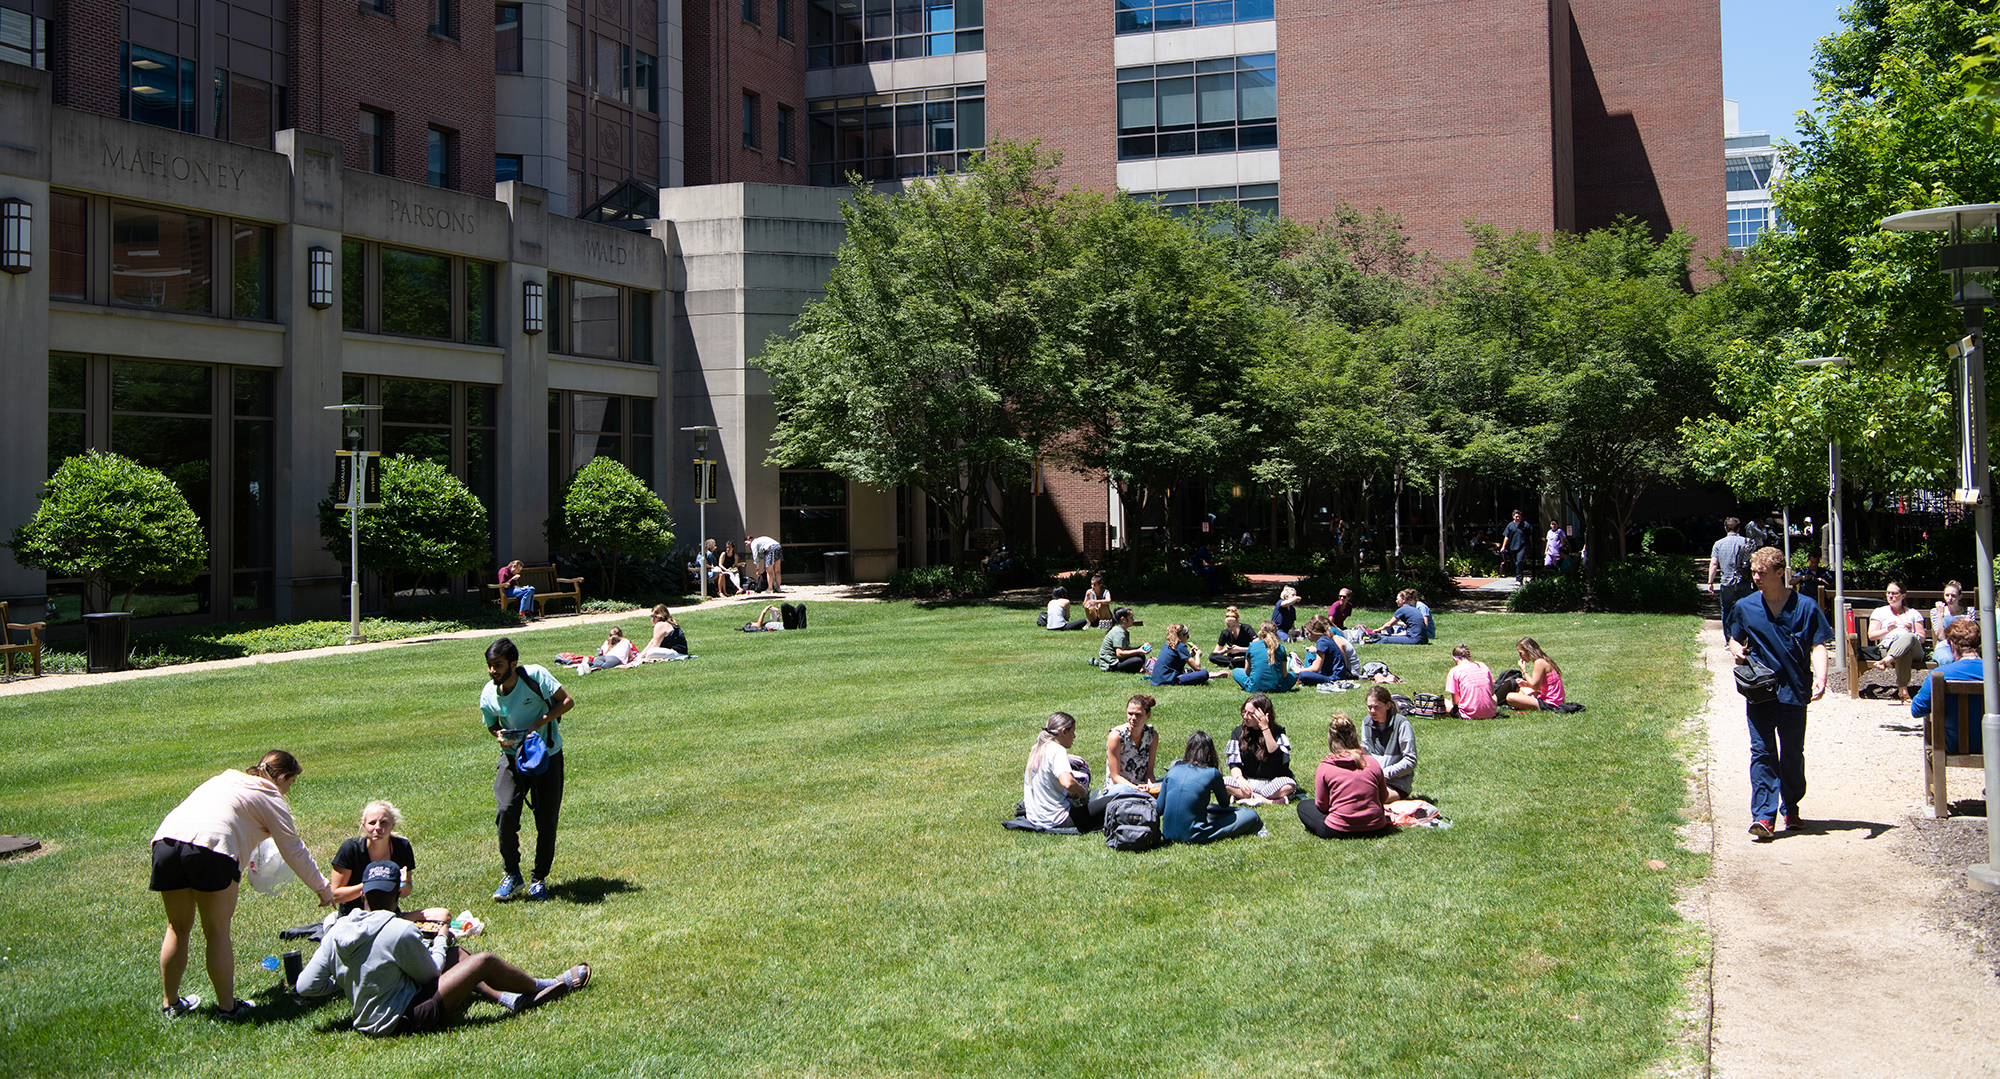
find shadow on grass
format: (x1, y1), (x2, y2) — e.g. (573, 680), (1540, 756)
(552, 876), (640, 904)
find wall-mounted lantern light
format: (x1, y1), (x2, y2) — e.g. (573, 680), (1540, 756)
(307, 246), (334, 308)
(1, 198), (30, 274)
(524, 279), (546, 334)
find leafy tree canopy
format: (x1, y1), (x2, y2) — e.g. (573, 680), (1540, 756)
(547, 456), (674, 597)
(319, 455), (490, 607)
(8, 450), (209, 613)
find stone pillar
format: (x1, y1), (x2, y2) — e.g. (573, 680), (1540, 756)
(274, 129), (349, 619)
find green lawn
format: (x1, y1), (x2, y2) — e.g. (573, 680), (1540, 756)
(0, 600), (1708, 1078)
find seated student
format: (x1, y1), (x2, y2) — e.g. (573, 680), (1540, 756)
(1148, 624), (1216, 686)
(1298, 714), (1393, 838)
(1503, 636), (1565, 711)
(328, 801), (425, 918)
(1293, 615), (1356, 686)
(1211, 606), (1256, 668)
(298, 860), (590, 1036)
(1224, 694), (1297, 805)
(709, 541), (740, 598)
(1271, 585), (1303, 641)
(572, 626), (635, 673)
(740, 603), (807, 632)
(1932, 580), (1968, 665)
(1105, 694), (1163, 792)
(1443, 644), (1498, 719)
(1912, 617), (1988, 754)
(1232, 622), (1298, 694)
(1158, 732), (1264, 843)
(1867, 581), (1929, 703)
(1372, 589), (1434, 645)
(1043, 586), (1089, 631)
(1082, 574), (1115, 628)
(1327, 587), (1356, 633)
(1022, 713), (1116, 832)
(1090, 608), (1151, 674)
(1360, 685), (1417, 799)
(636, 605), (692, 661)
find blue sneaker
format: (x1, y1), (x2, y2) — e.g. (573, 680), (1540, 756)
(526, 878), (552, 901)
(493, 873), (524, 902)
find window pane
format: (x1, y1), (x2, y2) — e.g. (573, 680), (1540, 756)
(568, 279), (622, 358)
(466, 260), (496, 343)
(49, 355), (86, 410)
(341, 239), (365, 329)
(1236, 0), (1273, 18)
(232, 223), (273, 319)
(383, 425), (452, 466)
(631, 397), (653, 435)
(1193, 0), (1231, 25)
(1238, 65), (1276, 122)
(637, 51), (659, 113)
(47, 411), (84, 479)
(569, 22), (584, 83)
(1154, 4), (1190, 30)
(51, 192), (86, 300)
(233, 368), (274, 417)
(1197, 72), (1235, 125)
(956, 99), (984, 149)
(1117, 81), (1155, 133)
(382, 379), (452, 425)
(467, 427), (497, 510)
(343, 374), (366, 407)
(233, 418), (274, 568)
(955, 0), (981, 25)
(629, 291), (653, 364)
(574, 393), (622, 433)
(1157, 77), (1194, 129)
(112, 205), (212, 312)
(780, 471), (848, 506)
(380, 248), (451, 337)
(111, 414), (212, 522)
(596, 34), (618, 96)
(112, 359), (210, 415)
(496, 3), (522, 71)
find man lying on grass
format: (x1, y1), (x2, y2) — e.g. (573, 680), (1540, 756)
(297, 860), (590, 1035)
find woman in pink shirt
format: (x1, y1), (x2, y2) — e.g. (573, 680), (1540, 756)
(1297, 714), (1392, 838)
(1444, 644), (1499, 719)
(1504, 636), (1565, 711)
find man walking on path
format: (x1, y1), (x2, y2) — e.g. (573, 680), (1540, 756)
(479, 638), (575, 901)
(1500, 510), (1531, 583)
(1709, 516), (1753, 635)
(1727, 546), (1833, 840)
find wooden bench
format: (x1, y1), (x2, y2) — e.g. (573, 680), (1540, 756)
(1839, 610), (1942, 700)
(485, 564), (584, 618)
(1920, 671), (1987, 817)
(0, 601), (46, 678)
(1818, 589), (1947, 700)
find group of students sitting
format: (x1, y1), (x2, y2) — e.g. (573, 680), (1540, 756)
(556, 605), (692, 673)
(1019, 691), (1421, 842)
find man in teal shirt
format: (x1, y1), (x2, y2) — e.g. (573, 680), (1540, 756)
(480, 638), (574, 901)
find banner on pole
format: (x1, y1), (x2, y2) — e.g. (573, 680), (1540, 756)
(334, 451), (383, 508)
(1950, 334), (1988, 504)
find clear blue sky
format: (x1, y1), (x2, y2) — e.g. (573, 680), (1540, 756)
(1722, 1), (1851, 139)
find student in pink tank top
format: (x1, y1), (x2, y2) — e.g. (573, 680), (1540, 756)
(1504, 636), (1564, 711)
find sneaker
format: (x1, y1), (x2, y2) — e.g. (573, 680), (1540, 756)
(1748, 820), (1775, 840)
(526, 878), (552, 901)
(213, 1000), (256, 1022)
(162, 994), (200, 1019)
(1783, 813), (1804, 832)
(493, 872), (524, 902)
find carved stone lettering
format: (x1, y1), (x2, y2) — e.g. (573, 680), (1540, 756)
(581, 238), (630, 265)
(100, 140), (247, 190)
(385, 197), (477, 236)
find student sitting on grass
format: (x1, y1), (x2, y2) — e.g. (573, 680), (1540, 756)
(1231, 621), (1298, 693)
(1211, 606), (1255, 668)
(1158, 732), (1264, 843)
(1371, 589), (1434, 645)
(1091, 608), (1150, 673)
(1293, 615), (1356, 686)
(1272, 584), (1303, 640)
(1021, 712), (1113, 832)
(1105, 694), (1163, 793)
(1148, 624), (1216, 686)
(1360, 685), (1417, 799)
(1297, 714), (1393, 838)
(328, 800), (423, 917)
(1503, 636), (1564, 711)
(636, 605), (692, 661)
(1082, 574), (1115, 627)
(1224, 694), (1297, 805)
(1044, 586), (1089, 631)
(1443, 644), (1498, 719)
(297, 860), (590, 1036)
(741, 603), (807, 632)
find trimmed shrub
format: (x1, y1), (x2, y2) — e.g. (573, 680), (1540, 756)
(1296, 564), (1462, 608)
(886, 565), (997, 601)
(547, 457), (675, 598)
(1509, 573), (1586, 612)
(1590, 555), (1704, 613)
(319, 455), (489, 608)
(8, 450), (209, 613)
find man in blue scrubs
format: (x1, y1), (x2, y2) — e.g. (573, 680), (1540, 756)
(1728, 546), (1833, 840)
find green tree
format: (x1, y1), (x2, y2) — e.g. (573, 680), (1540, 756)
(318, 455), (489, 608)
(7, 450), (209, 613)
(546, 456), (674, 597)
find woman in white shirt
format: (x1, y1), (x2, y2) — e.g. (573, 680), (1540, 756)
(1869, 581), (1929, 702)
(1022, 713), (1110, 831)
(1044, 586), (1088, 630)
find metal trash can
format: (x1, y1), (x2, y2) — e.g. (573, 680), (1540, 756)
(821, 550), (851, 586)
(83, 611), (134, 673)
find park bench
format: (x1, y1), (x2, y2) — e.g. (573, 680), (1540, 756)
(1821, 589), (1946, 700)
(0, 601), (44, 678)
(1920, 671), (1986, 817)
(485, 564), (584, 618)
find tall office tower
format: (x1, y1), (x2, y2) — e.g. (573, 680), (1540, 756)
(1722, 98), (1782, 250)
(682, 0), (809, 185)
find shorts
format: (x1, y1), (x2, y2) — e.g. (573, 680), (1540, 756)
(761, 544), (783, 567)
(149, 838), (242, 892)
(396, 977), (446, 1033)
(1230, 776), (1296, 799)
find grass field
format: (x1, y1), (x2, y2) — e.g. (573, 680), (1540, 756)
(0, 599), (1708, 1078)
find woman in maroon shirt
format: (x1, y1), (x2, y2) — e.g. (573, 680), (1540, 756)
(1297, 714), (1392, 838)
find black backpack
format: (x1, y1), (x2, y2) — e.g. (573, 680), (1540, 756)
(1102, 792), (1163, 852)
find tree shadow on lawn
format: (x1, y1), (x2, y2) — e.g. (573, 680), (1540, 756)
(551, 875), (640, 904)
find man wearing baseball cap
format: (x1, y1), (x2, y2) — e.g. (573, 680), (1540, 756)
(296, 860), (590, 1035)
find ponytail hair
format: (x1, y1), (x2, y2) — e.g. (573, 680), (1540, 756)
(1328, 714), (1363, 758)
(247, 749), (301, 784)
(1257, 621), (1284, 667)
(1033, 712), (1077, 753)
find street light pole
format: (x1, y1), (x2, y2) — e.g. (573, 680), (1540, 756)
(323, 403), (382, 644)
(682, 425), (720, 600)
(1796, 357), (1848, 677)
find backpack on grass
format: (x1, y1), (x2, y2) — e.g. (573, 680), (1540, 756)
(1102, 792), (1163, 852)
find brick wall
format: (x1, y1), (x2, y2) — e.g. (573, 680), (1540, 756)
(683, 0), (808, 185)
(983, 0), (1118, 193)
(289, 2), (497, 197)
(53, 0), (121, 116)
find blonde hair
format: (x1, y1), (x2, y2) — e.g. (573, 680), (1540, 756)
(1257, 621), (1285, 667)
(1748, 546), (1786, 574)
(361, 799), (403, 831)
(1327, 714), (1364, 758)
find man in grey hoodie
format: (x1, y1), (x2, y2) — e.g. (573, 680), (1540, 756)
(297, 861), (589, 1035)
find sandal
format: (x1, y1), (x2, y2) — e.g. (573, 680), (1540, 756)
(527, 963), (591, 1009)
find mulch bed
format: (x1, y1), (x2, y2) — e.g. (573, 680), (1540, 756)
(1895, 807), (2000, 977)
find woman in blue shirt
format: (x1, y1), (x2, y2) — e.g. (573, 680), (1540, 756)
(1231, 622), (1298, 693)
(1149, 624), (1215, 685)
(1158, 732), (1263, 843)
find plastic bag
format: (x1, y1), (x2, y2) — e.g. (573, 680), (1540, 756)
(245, 838), (295, 895)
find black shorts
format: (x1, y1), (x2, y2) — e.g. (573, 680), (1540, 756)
(149, 838), (242, 892)
(397, 977), (446, 1033)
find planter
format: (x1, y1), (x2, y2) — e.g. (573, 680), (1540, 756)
(82, 611), (133, 673)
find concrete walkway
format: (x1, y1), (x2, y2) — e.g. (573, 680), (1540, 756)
(1693, 623), (2000, 1077)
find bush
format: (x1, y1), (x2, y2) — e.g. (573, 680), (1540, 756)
(1507, 556), (1702, 613)
(1444, 550), (1503, 577)
(1641, 526), (1688, 556)
(1295, 563), (1462, 608)
(8, 450), (208, 613)
(1226, 547), (1331, 575)
(1509, 573), (1587, 612)
(562, 550), (692, 605)
(319, 456), (489, 608)
(885, 565), (997, 601)
(546, 457), (675, 598)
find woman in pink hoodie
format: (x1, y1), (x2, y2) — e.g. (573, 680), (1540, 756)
(1297, 714), (1392, 838)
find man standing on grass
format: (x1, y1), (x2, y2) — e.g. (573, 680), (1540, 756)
(1727, 547), (1833, 841)
(747, 534), (784, 593)
(480, 638), (574, 901)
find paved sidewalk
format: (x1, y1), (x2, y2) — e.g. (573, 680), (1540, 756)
(1694, 623), (2000, 1077)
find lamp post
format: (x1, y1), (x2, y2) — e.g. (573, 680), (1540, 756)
(1881, 203), (2000, 888)
(682, 426), (720, 599)
(1795, 356), (1848, 677)
(324, 404), (382, 644)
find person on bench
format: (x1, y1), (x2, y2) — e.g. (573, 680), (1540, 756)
(498, 560), (537, 621)
(1911, 617), (1987, 754)
(1868, 581), (1929, 703)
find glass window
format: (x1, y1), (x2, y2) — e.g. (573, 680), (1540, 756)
(778, 105), (794, 160)
(1117, 55), (1275, 161)
(808, 0), (979, 68)
(637, 51), (659, 113)
(112, 204), (212, 313)
(1141, 183), (1280, 221)
(231, 223), (274, 319)
(743, 91), (761, 148)
(0, 9), (50, 70)
(427, 127), (453, 187)
(341, 239), (365, 329)
(361, 109), (389, 173)
(629, 291), (653, 364)
(780, 469), (849, 577)
(121, 43), (196, 132)
(233, 369), (276, 611)
(380, 248), (451, 338)
(569, 22), (585, 84)
(568, 279), (622, 358)
(50, 192), (87, 301)
(778, 0), (792, 39)
(382, 378), (454, 465)
(47, 355), (86, 479)
(1118, 0), (1270, 34)
(430, 0), (455, 36)
(496, 3), (523, 71)
(808, 84), (985, 184)
(496, 154), (523, 183)
(466, 260), (497, 344)
(743, 0), (759, 23)
(596, 33), (618, 96)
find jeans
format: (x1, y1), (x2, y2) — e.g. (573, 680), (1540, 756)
(1180, 806), (1263, 843)
(495, 750), (565, 880)
(1505, 548), (1526, 582)
(1717, 581), (1749, 636)
(1745, 701), (1807, 822)
(506, 584), (535, 615)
